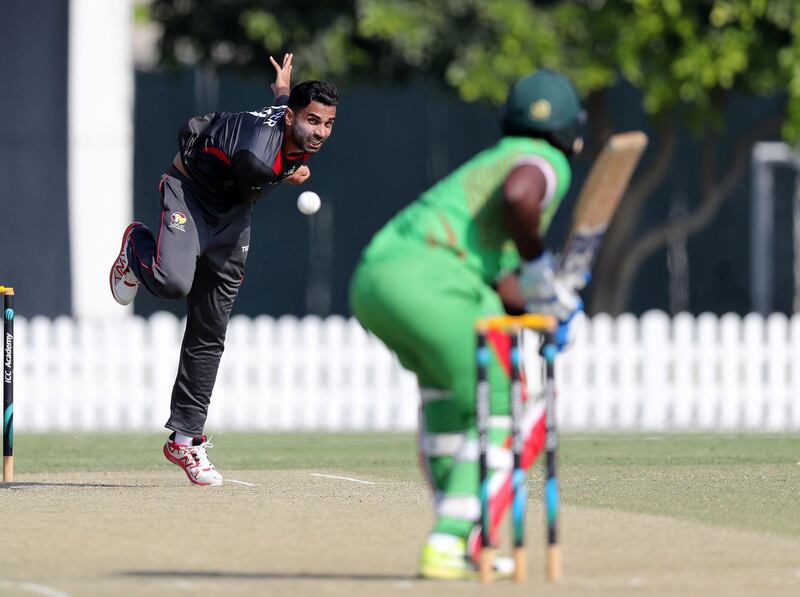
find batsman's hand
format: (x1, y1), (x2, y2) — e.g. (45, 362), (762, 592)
(518, 250), (583, 323)
(270, 53), (293, 98)
(554, 311), (584, 352)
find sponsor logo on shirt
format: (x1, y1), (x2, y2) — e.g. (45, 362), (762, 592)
(169, 211), (187, 232)
(241, 244), (249, 253)
(265, 107), (286, 128)
(248, 105), (285, 127)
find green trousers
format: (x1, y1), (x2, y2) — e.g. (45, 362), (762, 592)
(349, 238), (513, 539)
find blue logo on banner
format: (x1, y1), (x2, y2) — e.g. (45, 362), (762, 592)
(4, 308), (12, 321)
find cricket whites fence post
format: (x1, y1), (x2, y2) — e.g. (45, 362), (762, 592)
(1, 286), (13, 482)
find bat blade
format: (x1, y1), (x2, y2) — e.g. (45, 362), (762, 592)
(559, 131), (648, 290)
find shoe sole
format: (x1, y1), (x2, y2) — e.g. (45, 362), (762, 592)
(418, 564), (477, 581)
(109, 222), (143, 306)
(162, 444), (222, 487)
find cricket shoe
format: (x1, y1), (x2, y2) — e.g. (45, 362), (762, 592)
(418, 534), (514, 580)
(163, 435), (223, 487)
(109, 222), (144, 306)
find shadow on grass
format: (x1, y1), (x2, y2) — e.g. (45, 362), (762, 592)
(1, 482), (149, 489)
(123, 570), (418, 583)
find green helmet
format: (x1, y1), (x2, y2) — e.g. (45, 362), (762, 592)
(501, 70), (585, 155)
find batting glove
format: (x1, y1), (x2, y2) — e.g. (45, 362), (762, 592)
(518, 251), (583, 323)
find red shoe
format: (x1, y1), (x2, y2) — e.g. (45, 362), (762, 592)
(163, 435), (223, 486)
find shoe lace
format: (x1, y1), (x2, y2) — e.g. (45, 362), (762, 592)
(190, 438), (215, 470)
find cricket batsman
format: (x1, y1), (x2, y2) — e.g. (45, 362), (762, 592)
(349, 70), (584, 578)
(108, 54), (339, 486)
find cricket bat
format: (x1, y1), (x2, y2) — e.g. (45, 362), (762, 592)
(558, 131), (648, 290)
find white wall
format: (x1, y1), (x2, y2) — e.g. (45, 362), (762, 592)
(8, 312), (800, 432)
(68, 0), (134, 319)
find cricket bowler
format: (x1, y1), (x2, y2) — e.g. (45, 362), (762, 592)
(109, 54), (339, 486)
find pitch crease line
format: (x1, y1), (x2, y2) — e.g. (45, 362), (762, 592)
(310, 473), (376, 485)
(0, 580), (71, 597)
(226, 479), (257, 486)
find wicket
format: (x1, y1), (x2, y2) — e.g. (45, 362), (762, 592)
(475, 313), (559, 584)
(1, 286), (13, 483)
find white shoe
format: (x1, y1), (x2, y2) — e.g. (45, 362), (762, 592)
(163, 435), (223, 486)
(109, 222), (143, 306)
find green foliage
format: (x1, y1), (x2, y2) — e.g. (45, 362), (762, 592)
(150, 0), (800, 141)
(133, 2), (151, 25)
(151, 0), (379, 80)
(611, 0), (797, 133)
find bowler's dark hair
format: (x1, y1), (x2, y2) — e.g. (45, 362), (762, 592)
(288, 80), (339, 111)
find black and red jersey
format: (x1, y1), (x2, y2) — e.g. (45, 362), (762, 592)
(177, 95), (308, 208)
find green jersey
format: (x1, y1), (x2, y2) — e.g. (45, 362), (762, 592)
(364, 136), (572, 283)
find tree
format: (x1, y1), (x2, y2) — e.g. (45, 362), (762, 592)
(586, 0), (798, 313)
(149, 0), (800, 313)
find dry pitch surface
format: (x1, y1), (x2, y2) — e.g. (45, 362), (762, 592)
(1, 433), (798, 597)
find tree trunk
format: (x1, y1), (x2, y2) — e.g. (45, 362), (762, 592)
(584, 88), (613, 156)
(608, 115), (784, 314)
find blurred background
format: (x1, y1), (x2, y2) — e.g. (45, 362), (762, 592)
(1, 1), (800, 434)
(2, 0), (799, 321)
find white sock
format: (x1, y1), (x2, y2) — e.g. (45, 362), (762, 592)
(427, 533), (464, 551)
(173, 432), (193, 446)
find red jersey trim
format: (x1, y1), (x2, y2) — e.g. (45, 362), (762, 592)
(271, 151), (283, 176)
(202, 146), (232, 165)
(273, 151), (309, 176)
(285, 151), (309, 161)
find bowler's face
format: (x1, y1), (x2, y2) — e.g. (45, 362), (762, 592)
(287, 101), (336, 154)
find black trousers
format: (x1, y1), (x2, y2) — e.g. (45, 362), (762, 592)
(128, 168), (252, 435)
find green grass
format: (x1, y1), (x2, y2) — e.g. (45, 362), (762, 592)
(14, 432), (419, 475)
(560, 433), (800, 538)
(12, 431), (800, 537)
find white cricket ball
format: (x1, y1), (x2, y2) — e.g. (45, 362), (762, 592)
(297, 191), (321, 215)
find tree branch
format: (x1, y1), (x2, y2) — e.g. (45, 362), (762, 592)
(608, 115), (784, 314)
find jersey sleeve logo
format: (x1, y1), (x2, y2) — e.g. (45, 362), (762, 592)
(248, 105), (286, 128)
(168, 211), (187, 232)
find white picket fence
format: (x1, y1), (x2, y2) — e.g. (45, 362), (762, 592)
(8, 311), (800, 432)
